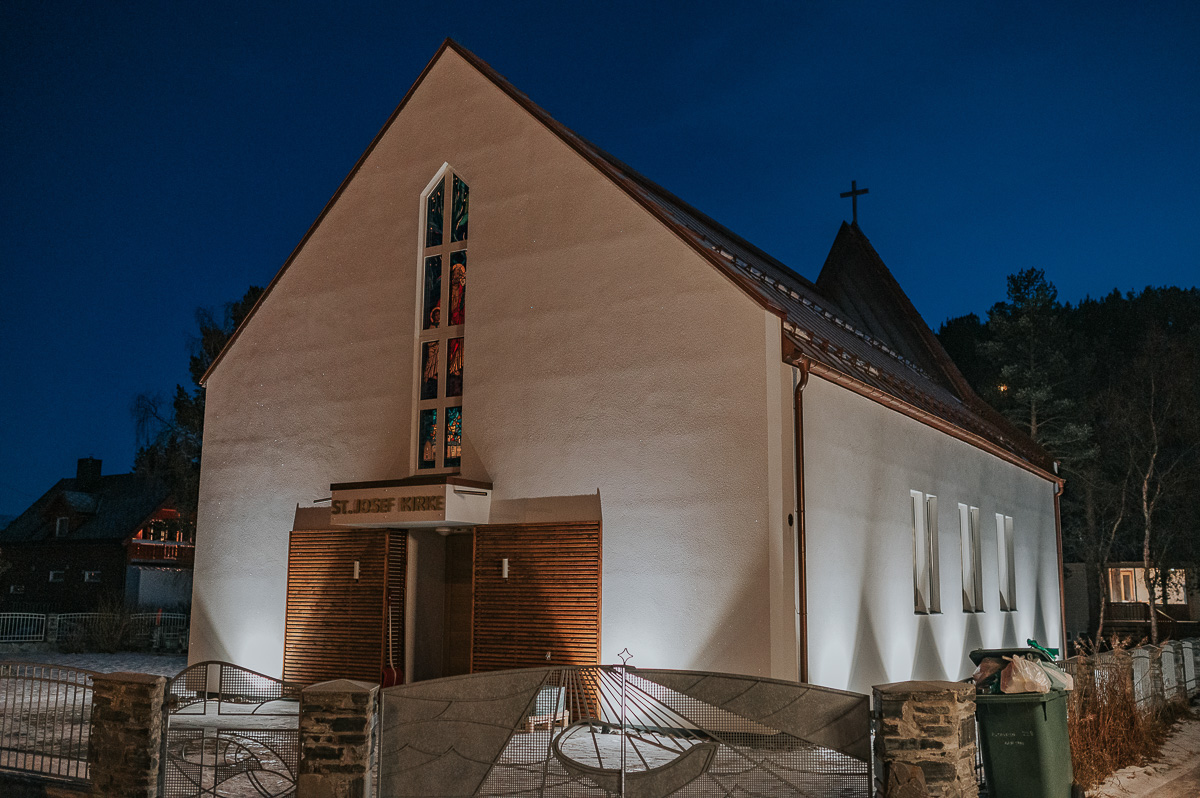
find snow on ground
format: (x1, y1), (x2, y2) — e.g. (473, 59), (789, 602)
(0, 650), (187, 676)
(1087, 709), (1200, 798)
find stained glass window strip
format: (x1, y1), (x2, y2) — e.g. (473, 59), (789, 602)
(425, 179), (444, 247)
(447, 338), (463, 397)
(418, 409), (438, 470)
(417, 170), (467, 471)
(444, 406), (462, 468)
(422, 256), (442, 330)
(420, 341), (440, 400)
(449, 251), (466, 326)
(451, 175), (469, 242)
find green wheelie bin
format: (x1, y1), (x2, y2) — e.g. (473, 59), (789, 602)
(970, 648), (1074, 798)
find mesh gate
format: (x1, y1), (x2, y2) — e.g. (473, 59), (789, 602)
(379, 665), (870, 798)
(160, 661), (302, 798)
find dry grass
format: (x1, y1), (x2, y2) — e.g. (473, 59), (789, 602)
(1063, 655), (1186, 790)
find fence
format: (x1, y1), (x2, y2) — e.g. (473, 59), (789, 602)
(0, 613), (47, 643)
(381, 666), (871, 797)
(0, 611), (188, 648)
(0, 661), (97, 782)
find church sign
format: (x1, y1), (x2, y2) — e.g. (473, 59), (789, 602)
(328, 477), (491, 529)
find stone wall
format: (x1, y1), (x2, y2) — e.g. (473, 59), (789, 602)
(87, 671), (166, 798)
(297, 679), (378, 798)
(873, 680), (978, 798)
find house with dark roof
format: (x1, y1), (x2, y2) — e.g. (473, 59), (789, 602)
(189, 41), (1063, 694)
(0, 458), (194, 613)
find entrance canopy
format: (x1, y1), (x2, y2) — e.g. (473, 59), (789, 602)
(329, 475), (492, 529)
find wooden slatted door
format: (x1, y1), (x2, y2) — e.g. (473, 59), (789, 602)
(283, 529), (406, 684)
(472, 522), (601, 672)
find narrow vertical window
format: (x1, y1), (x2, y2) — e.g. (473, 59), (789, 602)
(418, 409), (438, 470)
(422, 256), (442, 330)
(416, 168), (468, 471)
(996, 514), (1017, 611)
(446, 338), (463, 397)
(426, 181), (444, 247)
(912, 491), (940, 614)
(451, 175), (469, 242)
(449, 251), (466, 325)
(444, 406), (462, 468)
(420, 342), (440, 400)
(959, 504), (983, 612)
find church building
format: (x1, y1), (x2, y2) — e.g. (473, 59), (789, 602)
(190, 40), (1064, 695)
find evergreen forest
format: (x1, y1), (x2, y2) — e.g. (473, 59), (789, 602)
(939, 272), (1200, 646)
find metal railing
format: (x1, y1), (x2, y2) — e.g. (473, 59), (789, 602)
(126, 540), (196, 566)
(0, 661), (97, 782)
(30, 611), (190, 649)
(0, 613), (47, 643)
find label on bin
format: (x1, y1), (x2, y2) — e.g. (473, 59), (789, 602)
(992, 730), (1034, 747)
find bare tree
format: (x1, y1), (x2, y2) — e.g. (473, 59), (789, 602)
(1108, 332), (1199, 643)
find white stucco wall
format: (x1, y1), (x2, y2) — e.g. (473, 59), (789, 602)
(800, 374), (1062, 695)
(192, 48), (799, 679)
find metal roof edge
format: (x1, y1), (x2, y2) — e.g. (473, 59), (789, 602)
(789, 354), (1061, 485)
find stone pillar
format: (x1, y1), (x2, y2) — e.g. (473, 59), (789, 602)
(46, 613), (59, 644)
(88, 671), (166, 798)
(1170, 642), (1188, 702)
(298, 679), (379, 798)
(874, 681), (978, 798)
(1147, 646), (1166, 714)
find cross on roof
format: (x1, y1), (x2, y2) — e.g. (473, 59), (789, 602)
(840, 180), (869, 225)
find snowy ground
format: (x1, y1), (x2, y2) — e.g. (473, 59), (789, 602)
(1087, 709), (1200, 798)
(0, 650), (187, 676)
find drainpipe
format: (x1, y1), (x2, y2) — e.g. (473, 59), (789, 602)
(793, 359), (810, 683)
(1053, 470), (1067, 656)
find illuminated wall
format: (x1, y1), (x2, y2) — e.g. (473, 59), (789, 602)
(192, 47), (799, 679)
(801, 374), (1062, 694)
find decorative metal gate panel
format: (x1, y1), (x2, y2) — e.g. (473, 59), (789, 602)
(0, 661), (96, 782)
(161, 661), (302, 798)
(379, 664), (870, 797)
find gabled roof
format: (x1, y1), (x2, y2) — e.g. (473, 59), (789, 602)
(816, 222), (974, 398)
(201, 39), (1056, 480)
(0, 472), (170, 544)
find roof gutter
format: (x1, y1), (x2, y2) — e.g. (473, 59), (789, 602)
(793, 359), (810, 684)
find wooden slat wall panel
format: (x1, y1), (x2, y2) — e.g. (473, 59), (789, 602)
(283, 529), (388, 685)
(472, 522), (601, 672)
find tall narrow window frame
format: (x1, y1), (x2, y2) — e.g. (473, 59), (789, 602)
(996, 513), (1017, 611)
(415, 165), (468, 472)
(958, 504), (983, 612)
(912, 491), (940, 614)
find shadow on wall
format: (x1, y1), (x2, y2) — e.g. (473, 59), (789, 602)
(694, 568), (773, 677)
(1001, 609), (1018, 647)
(958, 612), (985, 680)
(912, 615), (949, 682)
(849, 581), (887, 692)
(1032, 581), (1051, 650)
(187, 596), (230, 667)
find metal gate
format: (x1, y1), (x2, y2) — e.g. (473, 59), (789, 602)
(378, 663), (870, 797)
(0, 661), (96, 782)
(160, 661), (302, 798)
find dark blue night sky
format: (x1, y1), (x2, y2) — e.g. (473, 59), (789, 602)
(2, 1), (1198, 516)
